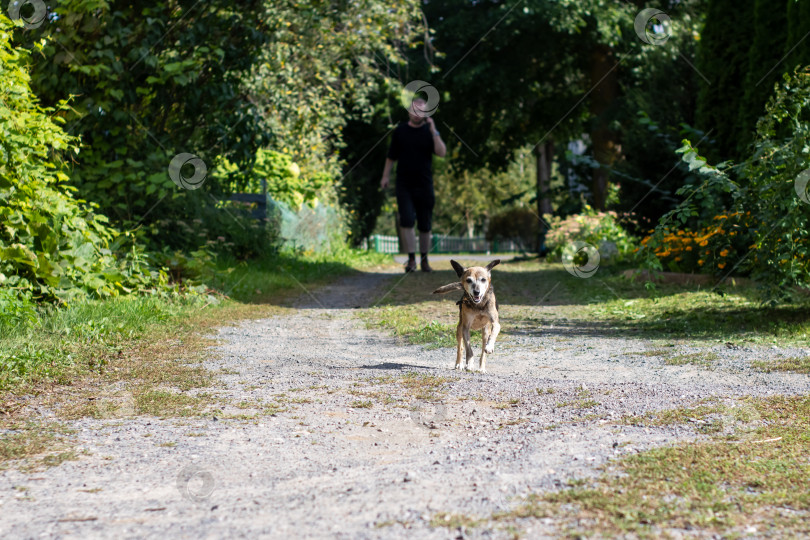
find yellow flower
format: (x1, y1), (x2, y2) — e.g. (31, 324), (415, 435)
(718, 263), (726, 269)
(719, 249), (729, 257)
(698, 259), (705, 265)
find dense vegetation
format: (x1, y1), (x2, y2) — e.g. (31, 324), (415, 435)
(1, 0), (810, 312)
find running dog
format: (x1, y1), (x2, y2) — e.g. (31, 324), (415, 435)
(432, 259), (500, 373)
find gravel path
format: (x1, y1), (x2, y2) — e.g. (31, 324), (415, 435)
(1, 268), (808, 539)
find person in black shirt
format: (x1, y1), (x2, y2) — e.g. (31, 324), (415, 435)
(380, 98), (447, 272)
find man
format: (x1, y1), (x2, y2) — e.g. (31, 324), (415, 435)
(380, 98), (447, 272)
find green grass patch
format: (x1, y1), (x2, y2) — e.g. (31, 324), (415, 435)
(350, 400), (373, 409)
(365, 305), (456, 349)
(664, 352), (719, 366)
(1, 250), (390, 394)
(429, 512), (481, 529)
(752, 356), (810, 374)
(0, 422), (75, 470)
(555, 265), (810, 345)
(369, 260), (810, 346)
(398, 371), (453, 401)
(134, 389), (213, 417)
(557, 399), (599, 409)
(502, 395), (810, 536)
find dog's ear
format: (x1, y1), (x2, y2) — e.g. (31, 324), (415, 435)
(486, 259), (501, 273)
(433, 282), (463, 294)
(450, 260), (465, 277)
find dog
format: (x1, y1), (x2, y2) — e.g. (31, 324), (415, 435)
(432, 259), (500, 373)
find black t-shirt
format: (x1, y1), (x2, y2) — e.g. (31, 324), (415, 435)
(387, 121), (434, 188)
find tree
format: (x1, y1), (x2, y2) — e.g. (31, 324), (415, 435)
(20, 0), (270, 230)
(786, 0), (810, 71)
(0, 15), (159, 301)
(737, 0), (789, 156)
(695, 0), (755, 162)
(408, 0), (705, 253)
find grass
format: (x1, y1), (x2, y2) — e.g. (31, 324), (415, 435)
(556, 399), (599, 409)
(365, 305), (456, 348)
(359, 259), (810, 349)
(350, 400), (373, 408)
(0, 250), (389, 394)
(0, 249), (394, 467)
(0, 422), (75, 470)
(492, 395), (810, 537)
(398, 371), (453, 401)
(752, 356), (810, 374)
(558, 265), (810, 345)
(664, 351), (719, 366)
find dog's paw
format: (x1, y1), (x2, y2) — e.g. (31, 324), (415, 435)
(454, 363), (463, 370)
(484, 342), (495, 354)
(478, 367), (487, 374)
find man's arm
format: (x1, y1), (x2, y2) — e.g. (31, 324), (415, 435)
(426, 117), (446, 157)
(381, 157), (395, 189)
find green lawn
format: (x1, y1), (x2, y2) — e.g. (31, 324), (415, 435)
(361, 258), (810, 348)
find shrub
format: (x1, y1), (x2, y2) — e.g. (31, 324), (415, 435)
(487, 207), (540, 251)
(640, 213), (756, 274)
(0, 16), (163, 302)
(544, 207), (638, 263)
(642, 67), (810, 301)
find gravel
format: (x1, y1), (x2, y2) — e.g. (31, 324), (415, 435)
(1, 268), (808, 539)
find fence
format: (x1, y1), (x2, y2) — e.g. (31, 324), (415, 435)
(362, 234), (524, 254)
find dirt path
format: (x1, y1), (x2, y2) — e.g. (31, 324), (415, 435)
(2, 270), (808, 539)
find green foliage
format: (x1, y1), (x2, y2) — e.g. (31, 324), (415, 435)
(0, 289), (37, 329)
(254, 0), (422, 240)
(695, 0), (755, 161)
(0, 15), (163, 302)
(339, 118), (391, 244)
(487, 207), (540, 252)
(217, 149), (329, 210)
(786, 0), (810, 71)
(433, 147), (535, 238)
(544, 207), (637, 263)
(18, 0), (270, 239)
(737, 0), (789, 155)
(644, 68), (810, 301)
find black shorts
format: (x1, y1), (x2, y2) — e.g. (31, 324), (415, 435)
(396, 183), (434, 232)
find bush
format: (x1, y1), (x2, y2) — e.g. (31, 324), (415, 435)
(544, 207), (638, 263)
(642, 67), (810, 302)
(487, 207), (540, 251)
(0, 16), (164, 302)
(640, 213), (756, 274)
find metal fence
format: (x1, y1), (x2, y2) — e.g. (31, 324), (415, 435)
(362, 234), (524, 254)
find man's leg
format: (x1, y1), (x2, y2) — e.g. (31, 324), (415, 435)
(396, 185), (417, 272)
(414, 187), (435, 272)
(401, 227), (417, 270)
(419, 230), (432, 272)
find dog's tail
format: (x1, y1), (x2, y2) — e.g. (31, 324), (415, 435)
(433, 282), (463, 294)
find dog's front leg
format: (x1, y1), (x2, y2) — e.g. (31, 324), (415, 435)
(485, 320), (500, 355)
(455, 323), (464, 370)
(462, 325), (474, 370)
(478, 325), (490, 373)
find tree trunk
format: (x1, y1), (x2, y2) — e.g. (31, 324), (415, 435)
(535, 141), (554, 255)
(589, 44), (621, 210)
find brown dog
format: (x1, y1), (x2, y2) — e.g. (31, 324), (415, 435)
(433, 259), (500, 373)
